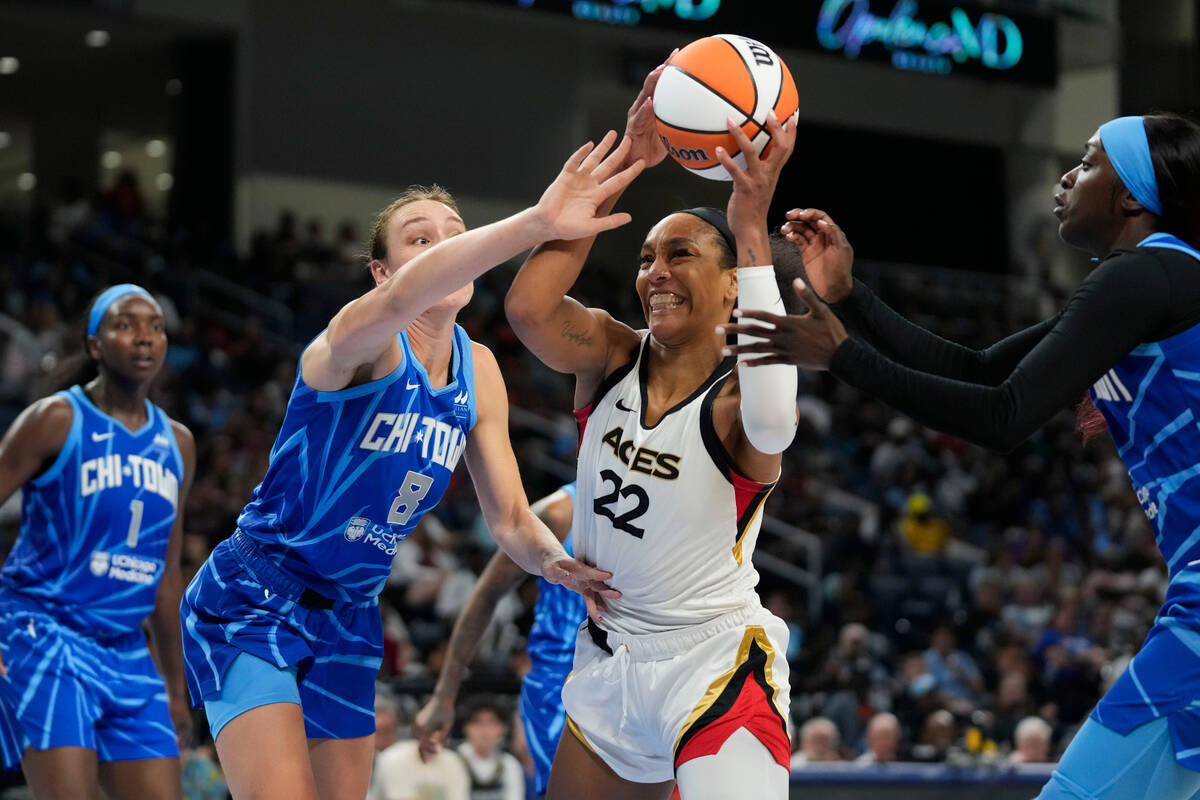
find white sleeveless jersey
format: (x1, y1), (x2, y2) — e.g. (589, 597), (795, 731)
(573, 335), (776, 636)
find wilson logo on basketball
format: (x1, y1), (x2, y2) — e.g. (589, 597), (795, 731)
(660, 136), (710, 163)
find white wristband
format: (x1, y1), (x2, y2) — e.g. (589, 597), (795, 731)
(736, 264), (798, 454)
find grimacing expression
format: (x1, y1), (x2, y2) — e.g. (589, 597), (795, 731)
(636, 214), (736, 341)
(374, 199), (473, 308)
(87, 294), (167, 381)
(1055, 132), (1127, 256)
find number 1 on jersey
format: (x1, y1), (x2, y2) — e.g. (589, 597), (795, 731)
(388, 471), (435, 526)
(126, 499), (144, 548)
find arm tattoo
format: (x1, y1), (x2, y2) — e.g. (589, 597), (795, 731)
(747, 247), (758, 265)
(560, 320), (594, 346)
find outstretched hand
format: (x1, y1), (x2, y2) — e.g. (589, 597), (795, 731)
(718, 279), (849, 370)
(542, 556), (620, 623)
(781, 208), (854, 304)
(534, 131), (645, 242)
(718, 109), (798, 247)
(621, 51), (677, 171)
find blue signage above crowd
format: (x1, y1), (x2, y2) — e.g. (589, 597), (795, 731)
(473, 0), (1057, 86)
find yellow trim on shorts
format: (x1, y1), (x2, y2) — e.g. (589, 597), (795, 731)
(672, 624), (786, 754)
(565, 713), (598, 756)
(732, 489), (772, 566)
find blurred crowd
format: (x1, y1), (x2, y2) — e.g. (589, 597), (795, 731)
(0, 171), (1162, 795)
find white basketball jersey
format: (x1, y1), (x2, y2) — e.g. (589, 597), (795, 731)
(573, 335), (776, 636)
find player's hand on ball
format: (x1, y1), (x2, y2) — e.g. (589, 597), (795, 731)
(781, 209), (855, 304)
(622, 54), (675, 171)
(718, 109), (798, 241)
(542, 556), (620, 618)
(718, 279), (848, 370)
(413, 697), (455, 763)
(534, 131), (645, 242)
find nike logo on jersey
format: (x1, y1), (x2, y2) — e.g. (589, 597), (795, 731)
(91, 431), (116, 442)
(407, 381), (420, 390)
(80, 453), (180, 505)
(615, 398), (635, 413)
(601, 426), (681, 480)
(1093, 369), (1133, 403)
(359, 412), (467, 470)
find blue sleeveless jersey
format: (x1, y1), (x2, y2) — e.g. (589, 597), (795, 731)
(236, 326), (476, 602)
(1089, 233), (1200, 766)
(527, 483), (586, 670)
(1, 386), (182, 637)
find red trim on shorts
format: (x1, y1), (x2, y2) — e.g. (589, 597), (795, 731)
(673, 636), (790, 771)
(674, 670), (791, 770)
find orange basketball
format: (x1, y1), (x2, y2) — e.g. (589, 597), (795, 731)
(654, 35), (799, 181)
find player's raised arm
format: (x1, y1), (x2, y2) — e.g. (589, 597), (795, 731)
(304, 133), (643, 391)
(504, 65), (669, 389)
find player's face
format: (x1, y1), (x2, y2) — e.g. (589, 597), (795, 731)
(88, 295), (167, 383)
(637, 214), (736, 343)
(1055, 133), (1124, 256)
(375, 200), (473, 309)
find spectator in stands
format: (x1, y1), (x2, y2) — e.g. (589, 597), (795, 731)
(900, 493), (951, 555)
(924, 625), (984, 705)
(911, 709), (956, 763)
(1009, 717), (1053, 764)
(455, 700), (524, 800)
(791, 718), (843, 767)
(370, 693), (470, 800)
(856, 713), (902, 765)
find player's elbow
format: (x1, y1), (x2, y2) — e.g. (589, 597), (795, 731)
(742, 415), (799, 455)
(504, 285), (551, 333)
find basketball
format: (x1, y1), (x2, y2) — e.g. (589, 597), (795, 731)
(654, 34), (799, 181)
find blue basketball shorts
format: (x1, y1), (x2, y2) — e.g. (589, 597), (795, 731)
(180, 531), (383, 740)
(1036, 716), (1200, 800)
(520, 661), (571, 796)
(0, 599), (178, 768)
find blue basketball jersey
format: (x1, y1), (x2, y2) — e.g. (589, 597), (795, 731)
(527, 482), (586, 670)
(1089, 234), (1200, 764)
(1, 386), (182, 637)
(236, 326), (477, 602)
(1090, 234), (1200, 579)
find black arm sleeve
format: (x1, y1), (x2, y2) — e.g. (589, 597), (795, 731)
(831, 279), (1060, 385)
(829, 253), (1174, 452)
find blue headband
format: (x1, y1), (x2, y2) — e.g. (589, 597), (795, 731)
(1098, 116), (1163, 217)
(87, 284), (154, 336)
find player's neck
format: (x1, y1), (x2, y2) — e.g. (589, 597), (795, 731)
(84, 374), (149, 427)
(645, 333), (726, 398)
(405, 312), (456, 389)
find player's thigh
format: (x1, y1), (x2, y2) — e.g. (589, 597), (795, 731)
(98, 756), (181, 800)
(674, 727), (788, 800)
(21, 746), (100, 800)
(216, 702), (318, 800)
(308, 735), (374, 800)
(1036, 716), (1200, 800)
(546, 726), (675, 800)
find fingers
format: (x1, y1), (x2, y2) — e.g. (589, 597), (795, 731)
(720, 340), (780, 357)
(592, 135), (633, 181)
(732, 307), (790, 326)
(597, 586), (622, 599)
(792, 278), (824, 316)
(565, 139), (597, 172)
(580, 130), (620, 174)
(585, 591), (605, 622)
(599, 157), (645, 197)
